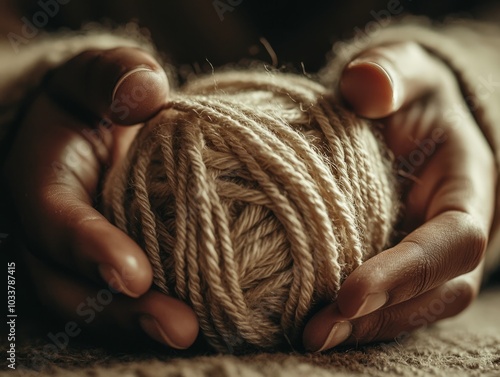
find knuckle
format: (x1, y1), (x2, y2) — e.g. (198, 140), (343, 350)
(456, 213), (488, 272)
(401, 41), (427, 59)
(65, 204), (103, 232)
(412, 253), (438, 297)
(403, 240), (437, 298)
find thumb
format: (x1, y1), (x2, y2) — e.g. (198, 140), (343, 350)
(339, 42), (442, 119)
(44, 46), (169, 125)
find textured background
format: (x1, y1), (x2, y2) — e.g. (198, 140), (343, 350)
(1, 244), (498, 377)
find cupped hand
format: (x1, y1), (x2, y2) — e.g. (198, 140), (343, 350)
(3, 47), (198, 349)
(303, 42), (496, 352)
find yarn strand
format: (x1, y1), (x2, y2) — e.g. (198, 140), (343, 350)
(103, 70), (399, 353)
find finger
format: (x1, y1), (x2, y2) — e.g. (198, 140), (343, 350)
(333, 210), (487, 321)
(303, 265), (481, 352)
(4, 94), (153, 297)
(24, 251), (199, 350)
(334, 95), (495, 317)
(340, 42), (453, 118)
(44, 47), (169, 125)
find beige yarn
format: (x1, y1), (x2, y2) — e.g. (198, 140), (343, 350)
(102, 70), (399, 353)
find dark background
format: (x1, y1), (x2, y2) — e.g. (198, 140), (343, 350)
(6, 0), (500, 72)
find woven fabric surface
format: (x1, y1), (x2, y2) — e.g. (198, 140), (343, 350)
(2, 284), (499, 377)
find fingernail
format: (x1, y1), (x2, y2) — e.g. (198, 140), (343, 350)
(112, 67), (154, 101)
(346, 59), (403, 114)
(110, 66), (168, 125)
(139, 314), (186, 349)
(316, 321), (352, 352)
(351, 291), (389, 319)
(98, 264), (140, 298)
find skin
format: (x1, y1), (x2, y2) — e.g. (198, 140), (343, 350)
(2, 42), (496, 351)
(302, 42), (496, 351)
(3, 48), (199, 349)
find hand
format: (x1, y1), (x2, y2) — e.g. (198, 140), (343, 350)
(303, 42), (496, 352)
(3, 47), (199, 349)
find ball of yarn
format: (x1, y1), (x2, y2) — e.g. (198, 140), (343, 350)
(103, 70), (399, 353)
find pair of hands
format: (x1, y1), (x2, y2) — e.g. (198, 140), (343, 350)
(3, 43), (495, 352)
